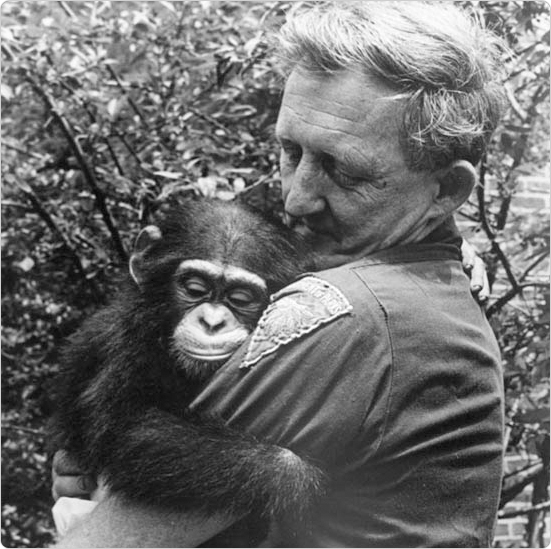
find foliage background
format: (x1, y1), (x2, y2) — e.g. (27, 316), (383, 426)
(1, 2), (549, 547)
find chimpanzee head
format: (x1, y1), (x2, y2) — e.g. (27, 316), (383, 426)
(128, 198), (310, 379)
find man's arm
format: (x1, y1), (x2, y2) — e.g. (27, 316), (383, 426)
(52, 451), (239, 547)
(55, 496), (235, 548)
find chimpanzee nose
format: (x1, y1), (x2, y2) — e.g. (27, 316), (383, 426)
(199, 304), (228, 333)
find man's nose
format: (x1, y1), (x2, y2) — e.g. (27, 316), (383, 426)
(282, 158), (325, 218)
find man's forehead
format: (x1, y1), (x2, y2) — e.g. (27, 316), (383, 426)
(277, 69), (404, 133)
(276, 69), (404, 145)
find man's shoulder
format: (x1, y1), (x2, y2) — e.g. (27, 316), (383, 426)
(316, 247), (500, 358)
(319, 243), (468, 307)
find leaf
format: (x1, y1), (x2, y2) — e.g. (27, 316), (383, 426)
(1, 84), (14, 101)
(515, 407), (550, 424)
(239, 131), (254, 142)
(132, 12), (153, 33)
(153, 171), (184, 180)
(222, 167), (255, 175)
(14, 257), (35, 272)
(215, 190), (235, 201)
(243, 35), (261, 57)
(233, 177), (246, 193)
(106, 97), (126, 121)
(159, 1), (177, 14)
(41, 16), (55, 28)
(197, 176), (219, 197)
(0, 27), (14, 42)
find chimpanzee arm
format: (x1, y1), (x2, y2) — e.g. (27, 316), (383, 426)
(100, 408), (325, 524)
(49, 307), (118, 457)
(52, 326), (325, 526)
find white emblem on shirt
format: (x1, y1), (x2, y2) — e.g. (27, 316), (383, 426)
(242, 275), (353, 369)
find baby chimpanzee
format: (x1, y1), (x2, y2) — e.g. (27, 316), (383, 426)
(50, 199), (324, 543)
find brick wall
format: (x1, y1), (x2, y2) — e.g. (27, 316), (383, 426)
(494, 454), (550, 547)
(484, 164), (550, 214)
(508, 170), (550, 213)
(461, 170), (550, 547)
(457, 166), (550, 245)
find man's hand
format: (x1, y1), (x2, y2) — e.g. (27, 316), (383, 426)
(52, 450), (97, 501)
(461, 239), (490, 304)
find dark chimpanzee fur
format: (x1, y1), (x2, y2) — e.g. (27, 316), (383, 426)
(50, 199), (324, 543)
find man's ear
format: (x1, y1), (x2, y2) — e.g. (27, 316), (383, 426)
(432, 160), (477, 216)
(129, 225), (162, 286)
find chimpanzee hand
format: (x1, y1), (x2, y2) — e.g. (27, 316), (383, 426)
(51, 450), (98, 501)
(461, 238), (490, 304)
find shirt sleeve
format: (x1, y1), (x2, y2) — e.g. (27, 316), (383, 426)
(190, 275), (392, 470)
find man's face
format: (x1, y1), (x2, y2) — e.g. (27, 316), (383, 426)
(276, 69), (441, 268)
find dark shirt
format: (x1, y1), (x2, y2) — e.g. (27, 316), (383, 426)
(192, 238), (504, 547)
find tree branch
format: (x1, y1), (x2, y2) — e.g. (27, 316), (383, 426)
(105, 64), (149, 128)
(477, 167), (518, 289)
(495, 194), (512, 232)
(1, 200), (31, 210)
(500, 462), (544, 507)
(55, 77), (126, 177)
(487, 283), (549, 318)
(57, 79), (97, 123)
(476, 157), (533, 319)
(1, 424), (45, 437)
(16, 180), (102, 300)
(114, 132), (161, 184)
(104, 137), (125, 176)
(26, 72), (127, 262)
(57, 0), (77, 19)
(491, 240), (519, 290)
(504, 83), (528, 122)
(476, 159), (496, 240)
(499, 501), (550, 519)
(519, 248), (550, 283)
(3, 140), (48, 161)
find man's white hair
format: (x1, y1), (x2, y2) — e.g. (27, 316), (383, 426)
(276, 1), (506, 171)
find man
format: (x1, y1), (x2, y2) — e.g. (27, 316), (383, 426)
(53, 2), (505, 546)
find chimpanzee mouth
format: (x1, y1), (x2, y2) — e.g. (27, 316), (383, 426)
(183, 350), (233, 362)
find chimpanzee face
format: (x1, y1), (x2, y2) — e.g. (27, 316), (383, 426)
(170, 259), (269, 366)
(128, 200), (308, 380)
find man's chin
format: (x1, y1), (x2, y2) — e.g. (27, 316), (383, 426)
(292, 227), (346, 268)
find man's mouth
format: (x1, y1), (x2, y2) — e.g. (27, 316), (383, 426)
(304, 218), (337, 239)
(284, 213), (334, 237)
(283, 212), (298, 229)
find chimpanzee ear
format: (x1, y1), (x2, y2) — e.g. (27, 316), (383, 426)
(129, 225), (162, 286)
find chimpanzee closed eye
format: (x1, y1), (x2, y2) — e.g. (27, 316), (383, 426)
(50, 198), (325, 541)
(166, 259), (270, 369)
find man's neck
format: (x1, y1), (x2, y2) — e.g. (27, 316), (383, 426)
(310, 216), (460, 271)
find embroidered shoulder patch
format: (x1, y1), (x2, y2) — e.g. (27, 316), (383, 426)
(241, 275), (353, 369)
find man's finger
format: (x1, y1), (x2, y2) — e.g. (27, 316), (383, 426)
(470, 257), (490, 304)
(53, 449), (84, 476)
(460, 239), (477, 272)
(52, 474), (97, 501)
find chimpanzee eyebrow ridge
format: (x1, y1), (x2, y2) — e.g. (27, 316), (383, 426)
(176, 259), (268, 291)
